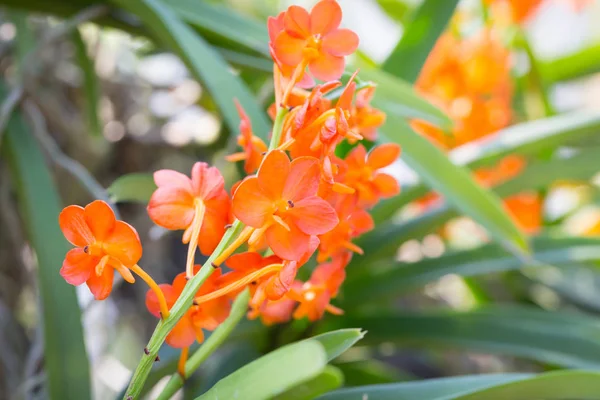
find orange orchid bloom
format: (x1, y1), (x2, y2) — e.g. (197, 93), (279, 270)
(225, 100), (268, 174)
(271, 0), (359, 90)
(289, 253), (349, 321)
(148, 162), (231, 278)
(317, 193), (374, 262)
(146, 266), (230, 348)
(504, 192), (542, 234)
(351, 87), (386, 141)
(343, 143), (401, 208)
(232, 150), (338, 261)
(485, 0), (589, 24)
(59, 200), (142, 300)
(254, 297), (296, 325)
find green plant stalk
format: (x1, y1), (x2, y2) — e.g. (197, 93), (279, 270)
(268, 107), (289, 151)
(156, 289), (251, 399)
(123, 221), (244, 399)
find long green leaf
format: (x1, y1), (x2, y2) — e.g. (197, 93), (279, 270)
(318, 370), (600, 400)
(110, 0), (270, 138)
(196, 340), (327, 400)
(3, 95), (90, 399)
(107, 173), (156, 203)
(372, 112), (600, 224)
(382, 0), (459, 83)
(344, 236), (600, 306)
(328, 306), (600, 369)
(540, 43), (600, 83)
(307, 329), (365, 361)
(379, 113), (529, 254)
(275, 366), (343, 400)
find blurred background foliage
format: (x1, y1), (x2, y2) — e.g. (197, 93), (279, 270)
(4, 0), (600, 399)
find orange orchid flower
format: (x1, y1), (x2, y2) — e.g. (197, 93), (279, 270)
(271, 0), (359, 94)
(317, 193), (374, 262)
(351, 87), (386, 141)
(343, 143), (401, 208)
(254, 297), (296, 325)
(504, 192), (542, 234)
(289, 253), (349, 321)
(146, 266), (230, 348)
(225, 100), (268, 174)
(59, 200), (142, 300)
(148, 162), (231, 278)
(232, 150), (338, 261)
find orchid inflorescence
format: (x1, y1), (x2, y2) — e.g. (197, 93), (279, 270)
(58, 0), (397, 376)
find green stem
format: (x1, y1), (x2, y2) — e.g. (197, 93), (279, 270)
(156, 289), (251, 400)
(122, 221), (244, 399)
(268, 107), (289, 151)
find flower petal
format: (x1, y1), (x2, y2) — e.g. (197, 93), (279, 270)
(232, 177), (274, 228)
(60, 248), (96, 286)
(86, 267), (114, 300)
(192, 162), (226, 200)
(265, 261), (297, 300)
(268, 11), (285, 42)
(367, 143), (401, 170)
(284, 5), (310, 38)
(145, 283), (177, 318)
(59, 205), (94, 247)
(225, 252), (266, 272)
(154, 169), (193, 192)
(282, 156), (320, 201)
(84, 200), (116, 241)
(373, 173), (400, 198)
(322, 29), (359, 57)
(198, 206), (228, 255)
(166, 314), (197, 348)
(310, 0), (342, 35)
(273, 31), (306, 66)
(266, 223), (311, 261)
(308, 52), (345, 82)
(258, 150), (290, 201)
(289, 196), (339, 235)
(103, 221), (142, 266)
(148, 186), (196, 230)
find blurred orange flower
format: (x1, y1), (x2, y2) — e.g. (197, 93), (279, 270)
(225, 100), (267, 174)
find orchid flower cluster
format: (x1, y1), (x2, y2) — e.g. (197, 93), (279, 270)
(58, 0), (396, 369)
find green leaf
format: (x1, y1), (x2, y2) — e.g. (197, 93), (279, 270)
(319, 370), (600, 400)
(3, 93), (90, 399)
(379, 113), (529, 254)
(372, 111), (600, 224)
(375, 0), (411, 24)
(382, 0), (459, 83)
(540, 43), (600, 83)
(329, 306), (600, 369)
(344, 236), (600, 306)
(196, 340), (327, 400)
(107, 173), (156, 203)
(110, 0), (270, 139)
(360, 67), (452, 130)
(305, 329), (365, 361)
(274, 366), (343, 400)
(336, 359), (411, 387)
(163, 0), (269, 56)
(72, 27), (101, 138)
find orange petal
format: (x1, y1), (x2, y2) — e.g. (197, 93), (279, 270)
(166, 314), (197, 348)
(198, 206), (228, 255)
(103, 221), (142, 267)
(273, 31), (306, 66)
(289, 196), (339, 235)
(232, 177), (274, 228)
(84, 200), (116, 242)
(309, 0), (341, 35)
(345, 144), (367, 167)
(146, 283), (177, 318)
(265, 261), (297, 300)
(283, 156), (320, 201)
(268, 11), (285, 42)
(148, 186), (196, 230)
(349, 209), (375, 234)
(86, 267), (114, 300)
(59, 205), (94, 247)
(309, 52), (345, 82)
(284, 5), (311, 38)
(258, 150), (290, 200)
(373, 173), (400, 198)
(60, 248), (97, 286)
(323, 29), (359, 57)
(192, 162), (226, 200)
(367, 143), (401, 169)
(154, 169), (193, 192)
(225, 252), (265, 272)
(266, 223), (311, 261)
